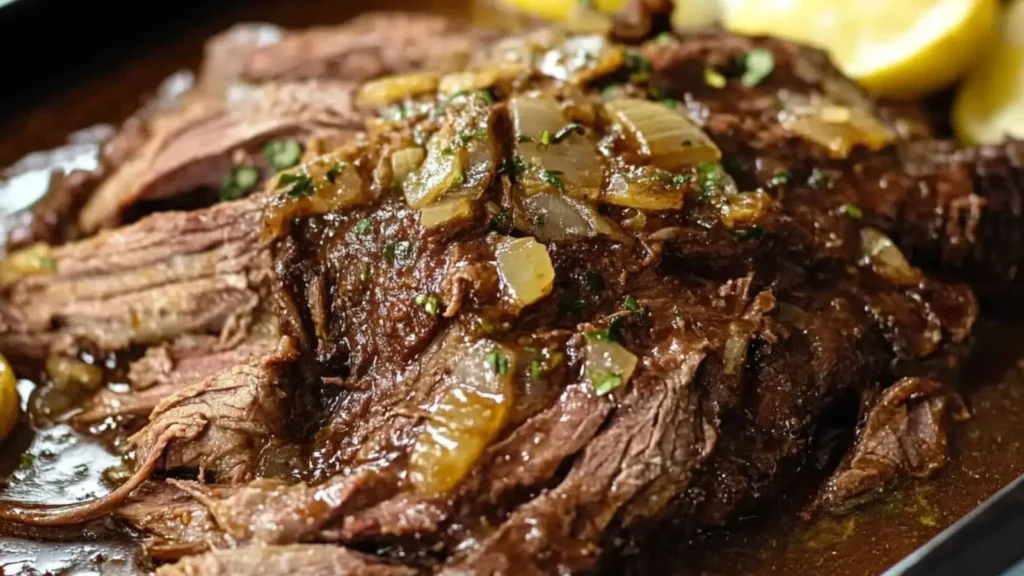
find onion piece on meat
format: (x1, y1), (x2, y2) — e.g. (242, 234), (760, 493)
(510, 95), (603, 201)
(0, 354), (18, 443)
(777, 91), (894, 159)
(604, 98), (721, 170)
(391, 147), (426, 186)
(538, 35), (625, 85)
(603, 168), (685, 211)
(0, 242), (57, 286)
(518, 191), (631, 244)
(403, 126), (462, 209)
(263, 154), (372, 237)
(356, 72), (440, 108)
(439, 63), (528, 95)
(860, 227), (922, 286)
(408, 340), (516, 494)
(496, 237), (555, 308)
(420, 197), (475, 230)
(584, 338), (638, 396)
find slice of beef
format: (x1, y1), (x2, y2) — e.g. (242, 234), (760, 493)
(0, 196), (270, 365)
(74, 331), (279, 424)
(156, 545), (417, 576)
(817, 377), (971, 513)
(77, 81), (364, 233)
(242, 12), (497, 84)
(0, 339), (295, 526)
(116, 482), (228, 561)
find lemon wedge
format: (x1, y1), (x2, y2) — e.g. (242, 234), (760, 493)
(953, 0), (1024, 144)
(491, 0), (627, 21)
(721, 0), (999, 99)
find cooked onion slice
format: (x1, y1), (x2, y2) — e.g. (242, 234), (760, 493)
(420, 197), (475, 230)
(603, 168), (685, 211)
(510, 96), (603, 201)
(263, 154), (372, 237)
(403, 125), (462, 209)
(777, 91), (894, 159)
(860, 227), (922, 286)
(408, 340), (516, 494)
(357, 72), (440, 108)
(0, 243), (57, 286)
(391, 147), (426, 186)
(538, 35), (625, 85)
(0, 354), (18, 443)
(439, 64), (528, 95)
(518, 191), (629, 244)
(496, 237), (555, 307)
(604, 98), (721, 170)
(584, 338), (638, 396)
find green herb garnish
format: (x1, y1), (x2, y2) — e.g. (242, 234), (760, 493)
(529, 359), (546, 381)
(355, 219), (372, 236)
(384, 241), (413, 262)
(540, 130), (553, 146)
(533, 213), (547, 227)
(837, 203), (863, 219)
(770, 168), (792, 186)
(459, 129), (489, 146)
(278, 171), (315, 198)
(704, 67), (727, 89)
(414, 293), (440, 316)
(735, 226), (765, 240)
(326, 160), (348, 184)
(485, 349), (510, 375)
(584, 271), (606, 291)
(220, 166), (260, 201)
(19, 453), (34, 470)
(263, 140), (304, 172)
(623, 295), (641, 312)
(672, 174), (694, 187)
(489, 208), (512, 232)
(592, 371), (624, 396)
(741, 48), (775, 87)
(542, 169), (565, 192)
(697, 162), (723, 198)
(808, 167), (830, 189)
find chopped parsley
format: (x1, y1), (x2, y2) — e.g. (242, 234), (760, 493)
(19, 453), (34, 470)
(489, 208), (512, 232)
(384, 241), (413, 262)
(517, 135), (535, 144)
(741, 48), (775, 87)
(552, 122), (585, 143)
(623, 295), (641, 312)
(672, 173), (694, 187)
(584, 271), (606, 291)
(533, 213), (547, 227)
(592, 371), (625, 396)
(414, 293), (440, 316)
(440, 147), (456, 157)
(263, 140), (304, 172)
(458, 129), (488, 146)
(529, 359), (546, 381)
(735, 226), (766, 240)
(770, 168), (792, 186)
(220, 166), (260, 201)
(326, 160), (348, 183)
(540, 130), (553, 146)
(485, 349), (510, 375)
(587, 318), (624, 343)
(627, 52), (652, 83)
(542, 169), (565, 192)
(696, 162), (723, 198)
(808, 167), (830, 189)
(278, 171), (315, 198)
(704, 67), (727, 89)
(355, 219), (372, 236)
(837, 203), (864, 219)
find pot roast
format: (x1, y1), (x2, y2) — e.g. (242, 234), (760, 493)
(1, 8), (1022, 576)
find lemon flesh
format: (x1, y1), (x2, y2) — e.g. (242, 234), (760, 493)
(493, 0), (627, 20)
(722, 0), (998, 99)
(954, 0), (1024, 144)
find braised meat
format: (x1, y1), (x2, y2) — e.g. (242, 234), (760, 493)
(1, 11), (1021, 576)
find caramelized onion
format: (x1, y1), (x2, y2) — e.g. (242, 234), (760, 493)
(408, 340), (516, 494)
(584, 338), (638, 396)
(263, 154), (372, 236)
(0, 354), (17, 443)
(518, 191), (629, 244)
(0, 243), (57, 286)
(46, 356), (103, 392)
(719, 191), (772, 227)
(860, 227), (922, 286)
(495, 237), (555, 307)
(391, 147), (426, 185)
(438, 64), (528, 95)
(356, 72), (440, 108)
(403, 126), (462, 209)
(538, 35), (625, 85)
(777, 92), (894, 159)
(603, 168), (685, 211)
(604, 98), (721, 170)
(420, 197), (475, 230)
(510, 96), (603, 200)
